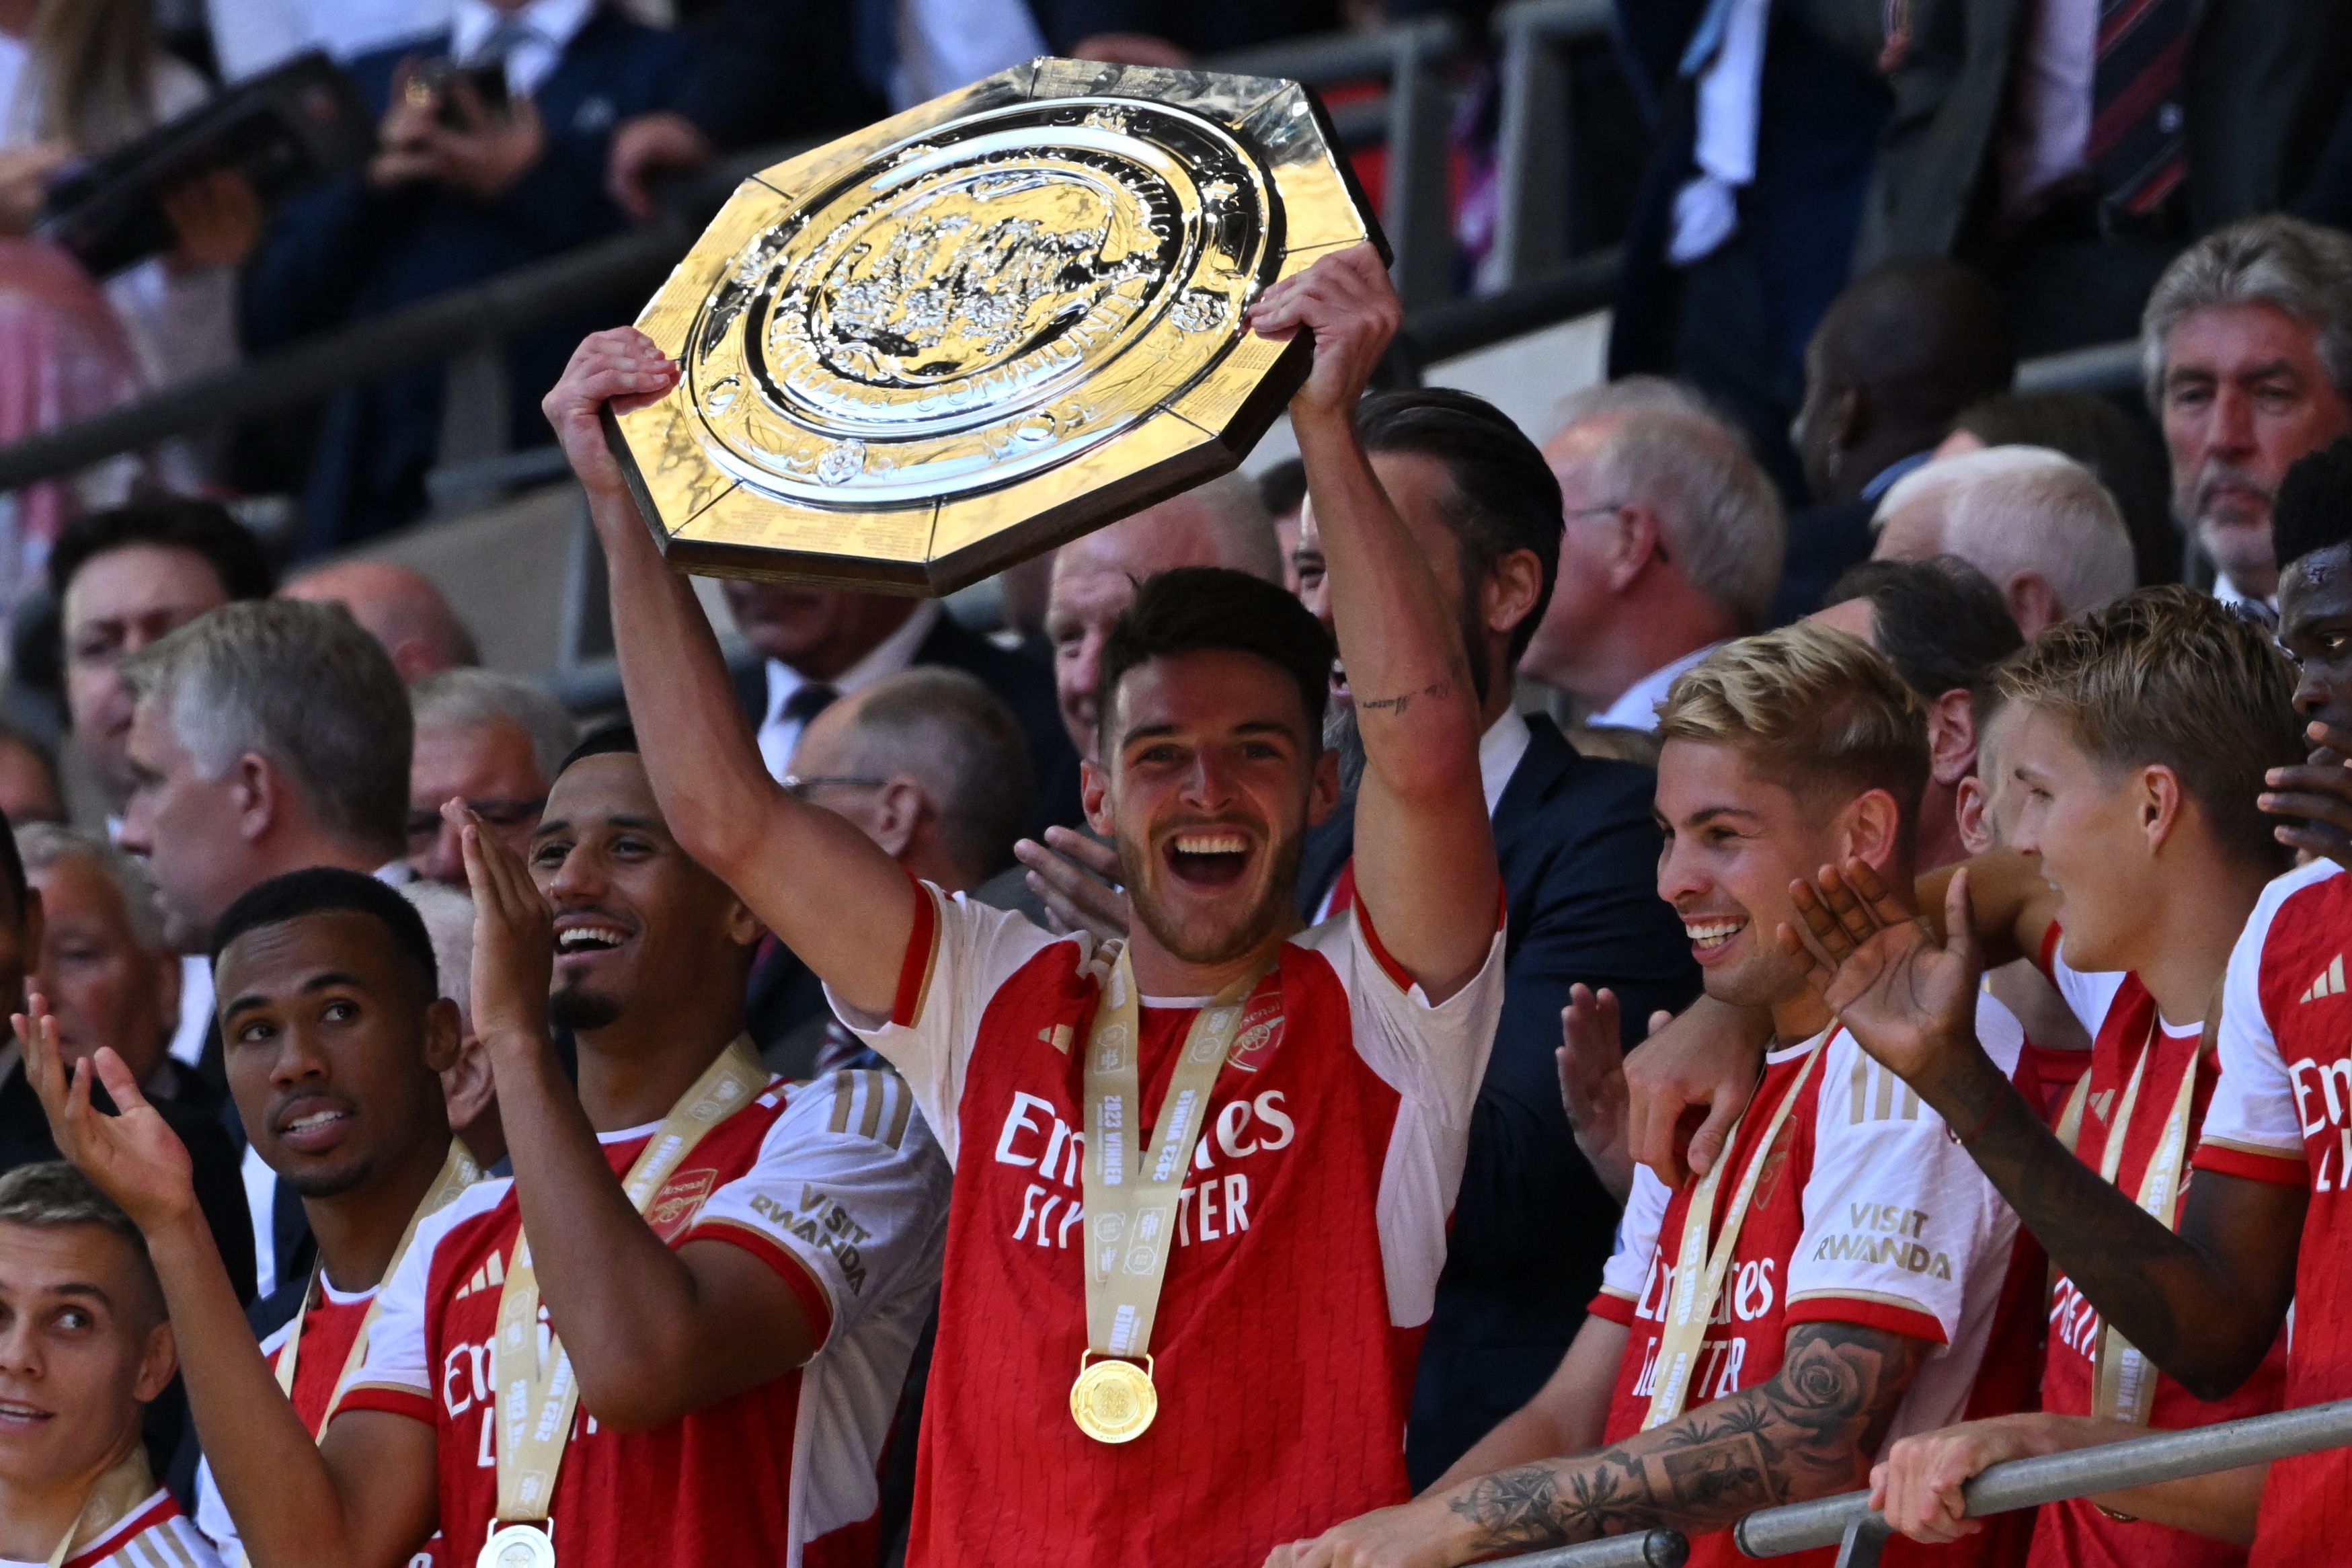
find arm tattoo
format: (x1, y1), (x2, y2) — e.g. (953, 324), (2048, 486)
(1442, 1323), (1928, 1552)
(1930, 1069), (2298, 1397)
(1353, 674), (1456, 717)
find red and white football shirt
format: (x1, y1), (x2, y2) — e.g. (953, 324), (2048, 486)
(4, 1489), (224, 1568)
(2029, 933), (2286, 1568)
(193, 1280), (447, 1566)
(2193, 858), (2352, 1568)
(832, 881), (1505, 1567)
(340, 1067), (949, 1568)
(1591, 1025), (2034, 1568)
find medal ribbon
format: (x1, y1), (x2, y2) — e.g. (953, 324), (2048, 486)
(489, 1036), (766, 1531)
(1641, 1031), (1831, 1431)
(274, 1140), (483, 1434)
(1079, 945), (1265, 1363)
(45, 1445), (154, 1568)
(2089, 1021), (2202, 1426)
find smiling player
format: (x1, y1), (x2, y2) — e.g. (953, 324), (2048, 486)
(543, 242), (1506, 1566)
(1268, 625), (2033, 1568)
(26, 730), (949, 1568)
(1777, 438), (2352, 1567)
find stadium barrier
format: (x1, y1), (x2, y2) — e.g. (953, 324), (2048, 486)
(1486, 0), (1614, 290)
(1730, 1396), (2352, 1567)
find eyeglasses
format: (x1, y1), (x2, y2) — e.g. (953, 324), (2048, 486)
(406, 795), (547, 842)
(1562, 501), (1670, 564)
(779, 775), (889, 800)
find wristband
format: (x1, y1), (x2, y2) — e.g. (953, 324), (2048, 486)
(1951, 1092), (2006, 1147)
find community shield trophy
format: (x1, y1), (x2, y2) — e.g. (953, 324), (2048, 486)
(600, 57), (1386, 595)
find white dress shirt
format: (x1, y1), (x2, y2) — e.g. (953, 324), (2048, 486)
(209, 0), (455, 83)
(1669, 0), (1771, 265)
(756, 600), (943, 781)
(1595, 642), (1724, 732)
(1479, 706), (1534, 818)
(451, 0), (597, 96)
(891, 0), (1046, 110)
(2000, 0), (2098, 214)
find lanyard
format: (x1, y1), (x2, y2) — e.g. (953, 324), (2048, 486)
(489, 1037), (766, 1530)
(1072, 945), (1266, 1440)
(2088, 1020), (2202, 1425)
(44, 1446), (153, 1568)
(1643, 1031), (1831, 1430)
(274, 1141), (483, 1434)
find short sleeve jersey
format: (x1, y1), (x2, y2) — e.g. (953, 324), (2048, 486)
(340, 1068), (949, 1568)
(1591, 1025), (2033, 1568)
(32, 1491), (223, 1568)
(2029, 932), (2285, 1568)
(832, 881), (1505, 1568)
(2191, 858), (2352, 1568)
(194, 1283), (447, 1567)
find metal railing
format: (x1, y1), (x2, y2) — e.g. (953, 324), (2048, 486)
(1212, 18), (1462, 311)
(0, 19), (1467, 500)
(1508, 1530), (1689, 1567)
(1486, 0), (1615, 290)
(1734, 1397), (2352, 1568)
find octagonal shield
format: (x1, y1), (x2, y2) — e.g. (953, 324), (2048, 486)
(600, 57), (1384, 595)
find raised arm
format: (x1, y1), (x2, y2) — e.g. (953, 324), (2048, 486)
(1785, 865), (2304, 1399)
(545, 331), (913, 1018)
(1246, 247), (1497, 999)
(453, 810), (822, 1430)
(1268, 1321), (1930, 1566)
(20, 1013), (435, 1568)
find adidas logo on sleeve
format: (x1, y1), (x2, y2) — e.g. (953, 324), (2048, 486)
(2300, 953), (2345, 1003)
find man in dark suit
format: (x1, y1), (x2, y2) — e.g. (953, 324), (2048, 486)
(1292, 389), (1700, 1487)
(1607, 0), (1893, 495)
(244, 1), (700, 548)
(726, 582), (1078, 1050)
(1774, 256), (2015, 622)
(1858, 0), (2350, 354)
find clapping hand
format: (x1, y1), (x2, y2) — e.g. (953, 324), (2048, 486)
(2260, 719), (2352, 870)
(1013, 827), (1130, 943)
(16, 994), (194, 1232)
(1557, 985), (1667, 1206)
(449, 798), (553, 1055)
(1778, 857), (1985, 1086)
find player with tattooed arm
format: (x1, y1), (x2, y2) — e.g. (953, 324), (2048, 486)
(545, 244), (1506, 1567)
(1267, 625), (2034, 1568)
(1778, 442), (2352, 1567)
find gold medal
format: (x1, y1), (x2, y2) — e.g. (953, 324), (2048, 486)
(477, 1524), (557, 1568)
(1070, 1352), (1158, 1444)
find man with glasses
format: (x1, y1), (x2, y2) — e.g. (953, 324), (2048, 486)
(405, 670), (578, 888)
(765, 667), (1037, 1077)
(1519, 392), (1786, 731)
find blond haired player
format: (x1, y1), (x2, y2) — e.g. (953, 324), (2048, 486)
(1269, 625), (2033, 1568)
(0, 1163), (221, 1568)
(1779, 589), (2300, 1565)
(26, 732), (949, 1568)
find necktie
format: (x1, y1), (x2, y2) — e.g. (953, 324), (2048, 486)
(781, 682), (839, 728)
(2088, 0), (2197, 219)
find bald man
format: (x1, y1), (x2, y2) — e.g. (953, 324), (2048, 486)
(281, 560), (479, 682)
(1042, 474), (1285, 764)
(1872, 446), (2136, 638)
(1776, 258), (2018, 621)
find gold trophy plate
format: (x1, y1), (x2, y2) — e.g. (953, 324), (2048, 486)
(601, 58), (1384, 595)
